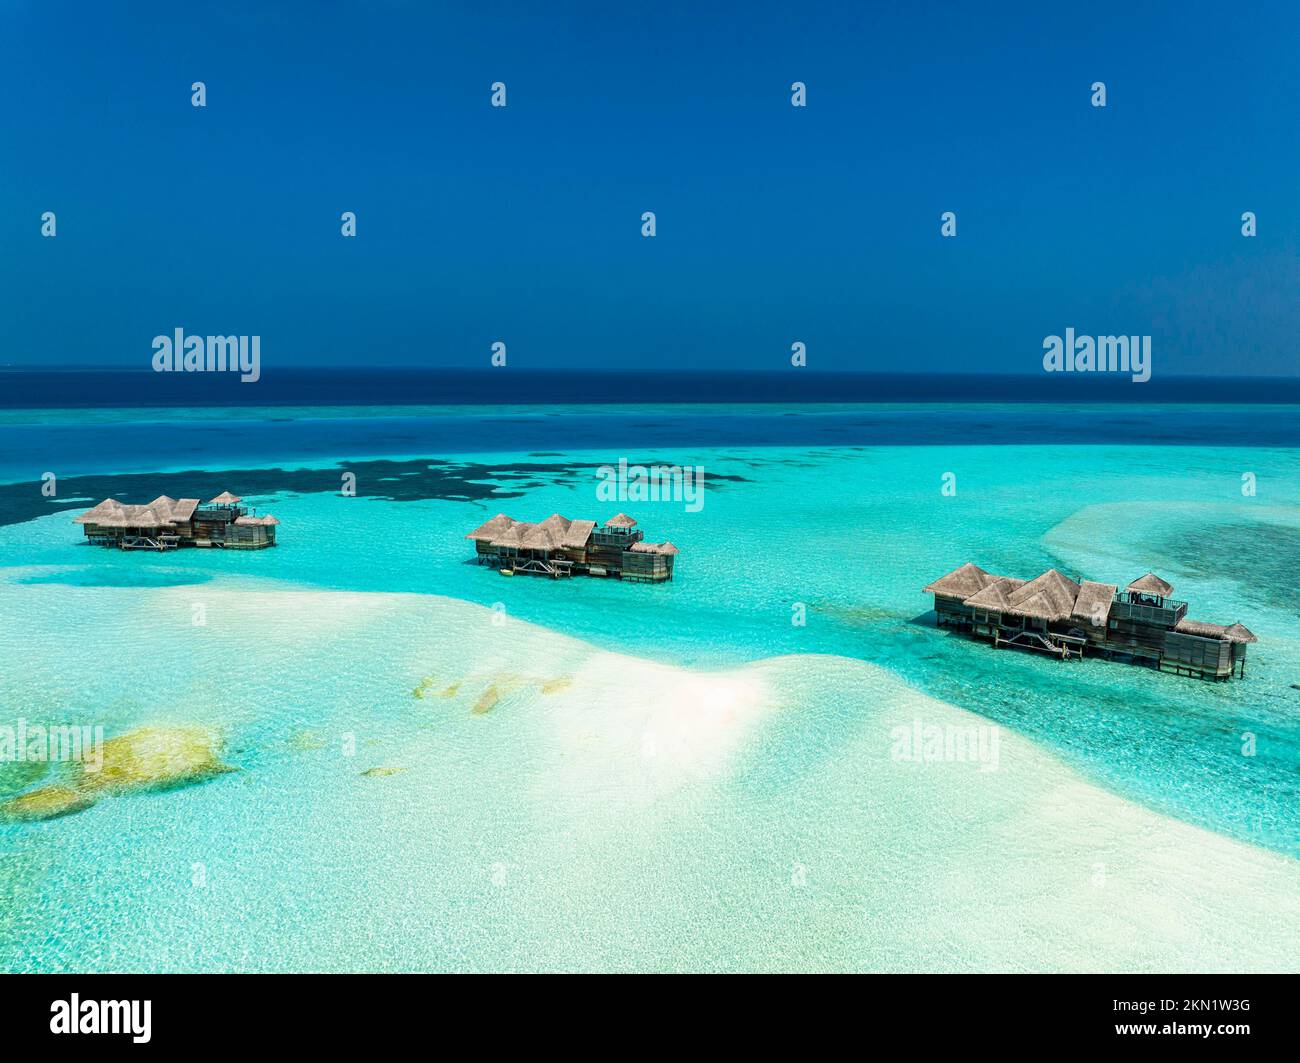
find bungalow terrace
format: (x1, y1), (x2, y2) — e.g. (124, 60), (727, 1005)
(74, 492), (279, 551)
(466, 512), (678, 582)
(924, 564), (1256, 680)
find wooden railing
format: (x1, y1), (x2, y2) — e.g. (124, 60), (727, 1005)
(1110, 598), (1188, 626)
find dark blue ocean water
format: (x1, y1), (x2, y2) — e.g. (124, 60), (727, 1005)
(4, 403), (1300, 489)
(3, 368), (1300, 409)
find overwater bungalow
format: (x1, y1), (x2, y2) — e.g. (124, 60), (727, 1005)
(466, 512), (678, 582)
(924, 564), (1256, 679)
(74, 492), (280, 551)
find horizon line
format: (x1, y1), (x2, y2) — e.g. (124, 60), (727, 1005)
(2, 365), (1296, 381)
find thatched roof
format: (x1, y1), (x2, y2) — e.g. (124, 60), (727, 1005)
(234, 515), (280, 526)
(74, 497), (177, 528)
(520, 513), (572, 551)
(73, 498), (123, 524)
(208, 491), (243, 505)
(1176, 618), (1258, 644)
(146, 496), (195, 523)
(134, 507), (168, 527)
(466, 514), (516, 542)
(562, 519), (596, 548)
(928, 559), (1256, 643)
(1127, 572), (1174, 597)
(491, 522), (527, 548)
(1224, 623), (1258, 643)
(1000, 569), (1080, 622)
(604, 513), (637, 528)
(629, 541), (679, 555)
(80, 507), (127, 527)
(923, 562), (992, 598)
(1072, 580), (1118, 626)
(1174, 618), (1225, 640)
(468, 513), (597, 550)
(171, 499), (200, 522)
(76, 492), (241, 528)
(962, 576), (1026, 611)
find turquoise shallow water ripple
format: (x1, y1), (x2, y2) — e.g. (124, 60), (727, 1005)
(0, 403), (1297, 971)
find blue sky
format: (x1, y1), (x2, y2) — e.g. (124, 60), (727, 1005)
(1, 0), (1297, 374)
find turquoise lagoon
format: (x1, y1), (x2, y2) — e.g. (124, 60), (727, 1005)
(1, 403), (1298, 972)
